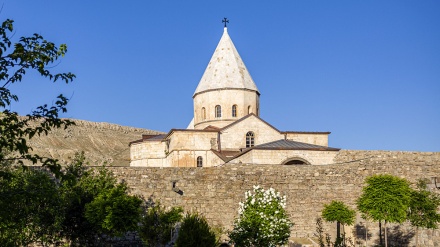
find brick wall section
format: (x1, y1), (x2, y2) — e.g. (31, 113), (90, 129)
(109, 150), (440, 246)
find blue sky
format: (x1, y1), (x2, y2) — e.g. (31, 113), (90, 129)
(2, 1), (439, 151)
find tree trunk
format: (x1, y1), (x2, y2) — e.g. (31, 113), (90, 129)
(416, 226), (419, 247)
(384, 221), (388, 247)
(342, 224), (346, 246)
(365, 220), (368, 247)
(379, 221), (383, 246)
(337, 221), (341, 240)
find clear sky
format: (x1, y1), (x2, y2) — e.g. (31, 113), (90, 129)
(2, 1), (439, 152)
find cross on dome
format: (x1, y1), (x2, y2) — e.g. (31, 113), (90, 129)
(222, 17), (229, 28)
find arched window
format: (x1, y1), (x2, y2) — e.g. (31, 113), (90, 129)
(232, 105), (237, 117)
(215, 105), (221, 118)
(197, 156), (203, 167)
(246, 131), (255, 148)
(201, 107), (206, 120)
(248, 105), (252, 114)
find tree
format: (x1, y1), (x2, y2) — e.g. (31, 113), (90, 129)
(0, 167), (63, 246)
(139, 202), (184, 247)
(60, 152), (143, 245)
(175, 213), (217, 247)
(408, 179), (440, 247)
(0, 18), (75, 176)
(357, 174), (412, 247)
(321, 200), (356, 246)
(84, 182), (143, 237)
(229, 185), (293, 247)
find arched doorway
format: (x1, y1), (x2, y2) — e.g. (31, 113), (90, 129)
(282, 157), (311, 165)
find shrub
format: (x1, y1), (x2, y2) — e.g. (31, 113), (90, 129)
(175, 213), (217, 247)
(139, 202), (183, 247)
(229, 185), (293, 247)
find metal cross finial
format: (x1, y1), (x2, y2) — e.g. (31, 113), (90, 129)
(222, 18), (229, 28)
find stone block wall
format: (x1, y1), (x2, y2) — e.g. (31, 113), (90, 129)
(109, 150), (440, 246)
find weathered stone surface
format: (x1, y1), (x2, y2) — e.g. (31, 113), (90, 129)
(108, 150), (440, 246)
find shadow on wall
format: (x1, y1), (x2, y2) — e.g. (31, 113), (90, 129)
(354, 223), (372, 246)
(354, 223), (414, 247)
(377, 225), (414, 247)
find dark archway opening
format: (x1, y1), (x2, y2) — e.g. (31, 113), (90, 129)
(282, 157), (311, 165)
(284, 160), (307, 165)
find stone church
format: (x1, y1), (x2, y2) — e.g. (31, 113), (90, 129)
(130, 26), (340, 167)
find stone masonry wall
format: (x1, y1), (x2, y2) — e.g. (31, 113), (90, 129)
(109, 150), (440, 246)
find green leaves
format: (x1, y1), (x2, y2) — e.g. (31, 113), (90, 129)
(408, 179), (440, 229)
(229, 186), (293, 247)
(357, 174), (412, 224)
(322, 201), (356, 226)
(139, 202), (184, 247)
(84, 183), (142, 237)
(0, 17), (75, 175)
(175, 213), (217, 247)
(0, 167), (63, 246)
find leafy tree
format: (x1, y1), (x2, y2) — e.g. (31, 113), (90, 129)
(408, 179), (440, 247)
(60, 152), (142, 245)
(0, 167), (63, 246)
(321, 200), (356, 246)
(175, 212), (217, 247)
(229, 185), (293, 247)
(357, 174), (412, 247)
(0, 18), (75, 176)
(85, 182), (143, 237)
(139, 202), (184, 247)
(59, 152), (113, 245)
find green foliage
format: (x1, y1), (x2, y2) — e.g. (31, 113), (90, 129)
(85, 183), (143, 236)
(139, 202), (184, 247)
(175, 213), (217, 247)
(408, 179), (440, 229)
(315, 217), (355, 247)
(322, 200), (356, 245)
(60, 152), (142, 244)
(322, 201), (356, 226)
(408, 179), (440, 246)
(0, 167), (63, 246)
(1, 152), (144, 246)
(59, 152), (114, 244)
(357, 174), (412, 247)
(357, 174), (412, 224)
(0, 18), (75, 176)
(229, 186), (293, 247)
(315, 218), (325, 247)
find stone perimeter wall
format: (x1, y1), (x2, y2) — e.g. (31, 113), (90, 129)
(109, 150), (440, 246)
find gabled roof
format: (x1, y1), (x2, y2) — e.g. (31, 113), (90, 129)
(220, 113), (281, 133)
(193, 28), (259, 97)
(163, 128), (219, 140)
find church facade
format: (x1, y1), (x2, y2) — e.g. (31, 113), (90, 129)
(130, 27), (340, 167)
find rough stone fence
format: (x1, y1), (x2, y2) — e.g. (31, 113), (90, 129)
(108, 150), (440, 246)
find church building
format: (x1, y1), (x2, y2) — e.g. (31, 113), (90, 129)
(130, 25), (340, 167)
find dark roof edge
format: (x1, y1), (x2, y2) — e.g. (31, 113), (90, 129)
(164, 128), (219, 139)
(281, 131), (331, 134)
(220, 113), (281, 133)
(253, 146), (340, 151)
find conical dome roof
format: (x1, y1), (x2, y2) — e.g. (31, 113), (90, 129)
(193, 28), (259, 96)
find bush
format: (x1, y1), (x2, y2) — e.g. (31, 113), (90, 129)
(229, 185), (293, 247)
(139, 202), (183, 247)
(175, 213), (217, 247)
